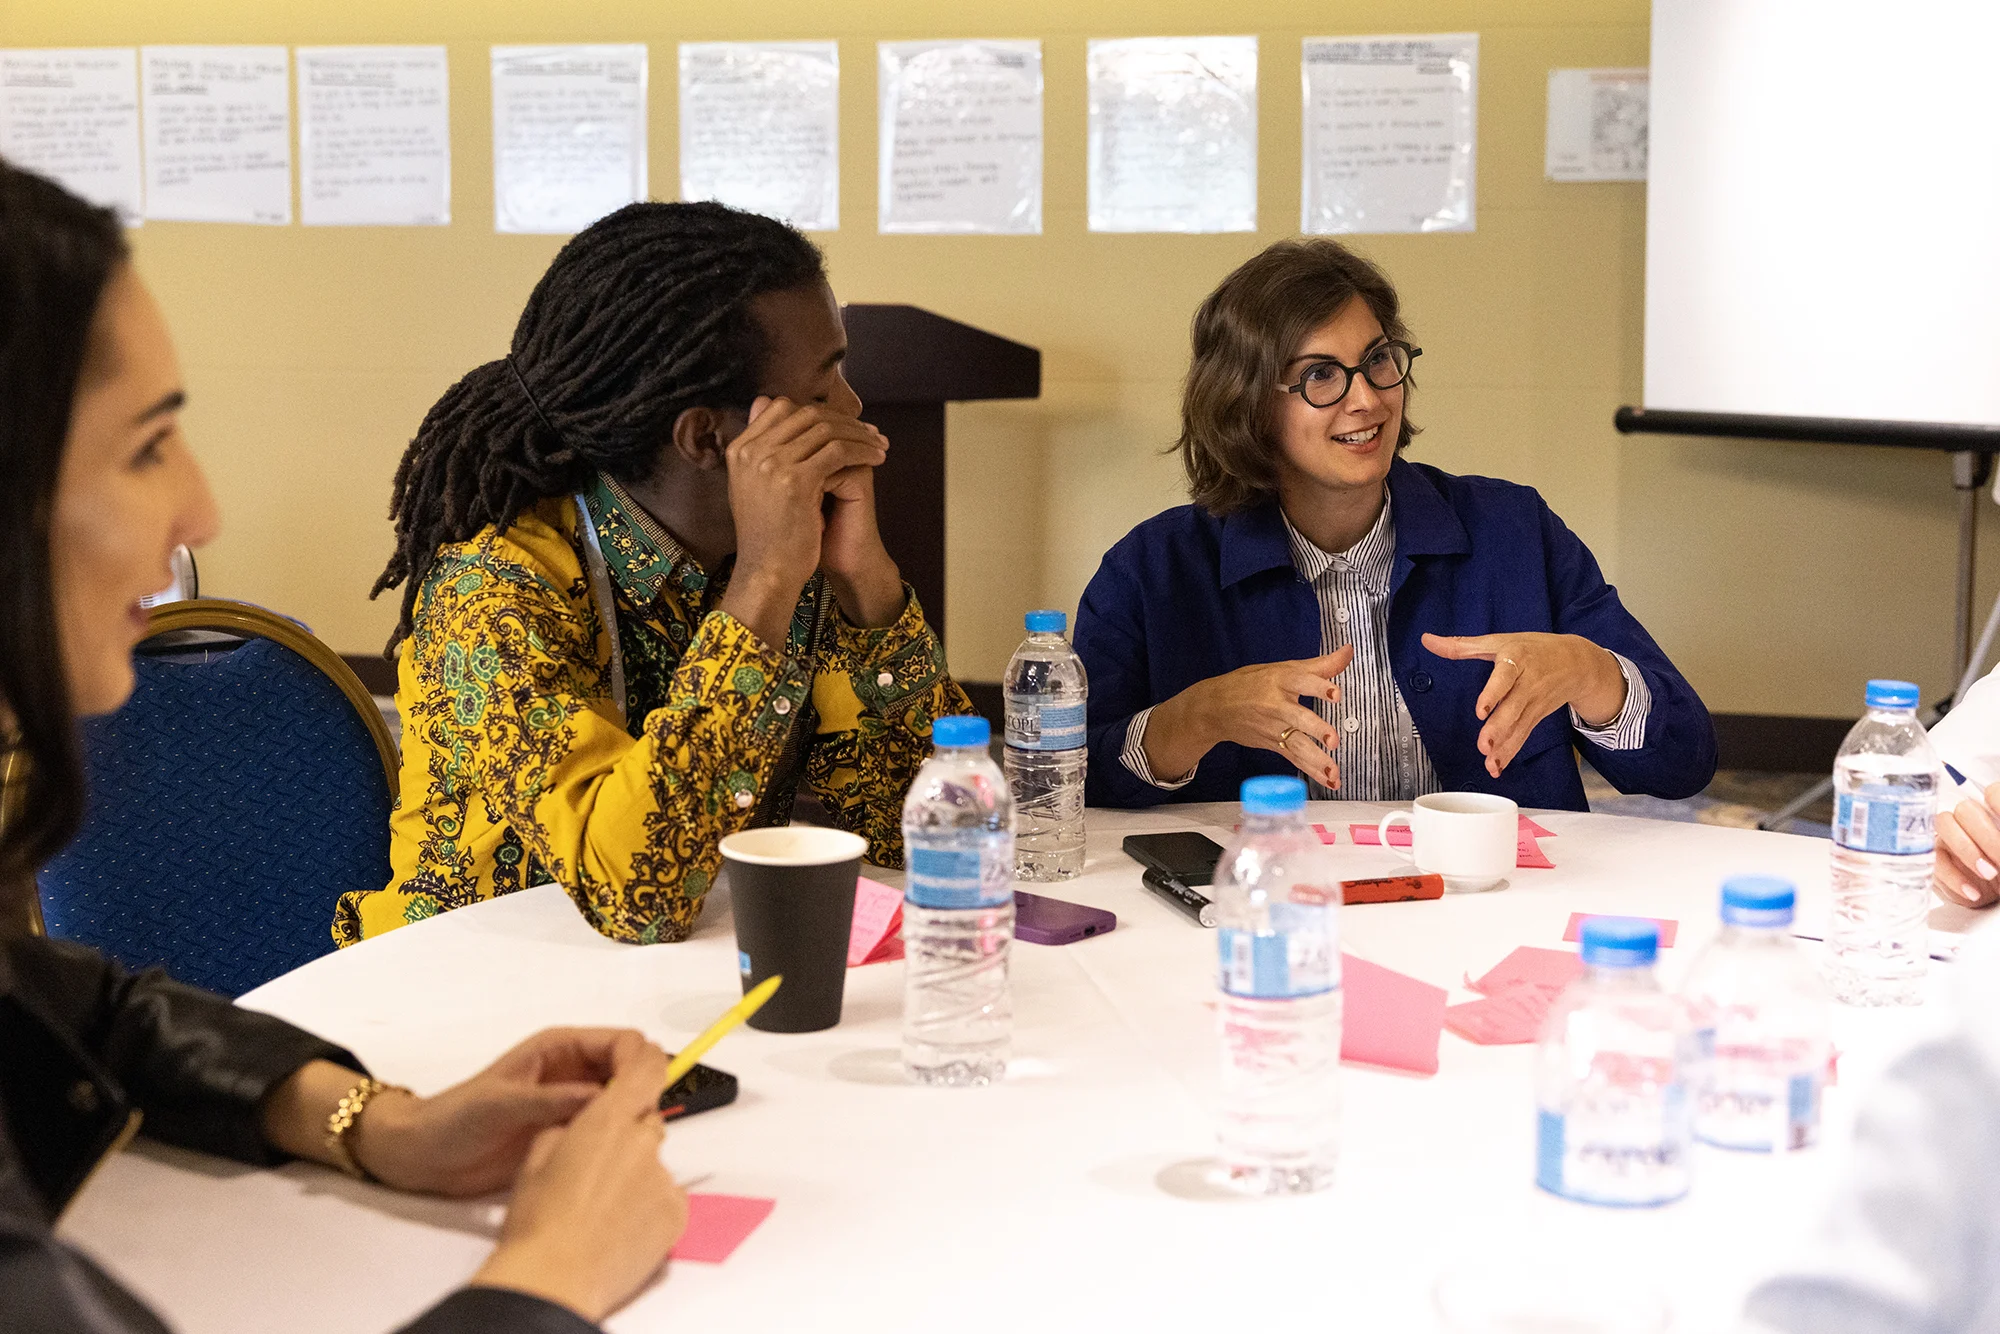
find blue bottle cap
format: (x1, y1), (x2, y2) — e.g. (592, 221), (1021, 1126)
(1720, 875), (1796, 927)
(1578, 916), (1659, 967)
(1241, 775), (1307, 815)
(1024, 609), (1067, 633)
(932, 715), (991, 748)
(1865, 678), (1920, 709)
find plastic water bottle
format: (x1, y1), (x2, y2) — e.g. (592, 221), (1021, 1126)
(1212, 776), (1342, 1195)
(1828, 678), (1936, 1006)
(1003, 609), (1088, 881)
(1683, 877), (1831, 1153)
(1535, 917), (1693, 1206)
(901, 715), (1015, 1087)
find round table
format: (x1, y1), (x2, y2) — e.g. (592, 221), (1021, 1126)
(59, 804), (1983, 1332)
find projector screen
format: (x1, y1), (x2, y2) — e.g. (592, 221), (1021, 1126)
(1646, 0), (2000, 427)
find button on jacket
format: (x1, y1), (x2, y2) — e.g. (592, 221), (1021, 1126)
(1074, 457), (1718, 811)
(0, 932), (598, 1334)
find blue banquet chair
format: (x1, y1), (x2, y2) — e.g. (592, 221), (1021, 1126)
(37, 598), (399, 996)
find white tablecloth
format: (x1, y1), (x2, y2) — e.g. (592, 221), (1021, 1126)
(58, 804), (1985, 1332)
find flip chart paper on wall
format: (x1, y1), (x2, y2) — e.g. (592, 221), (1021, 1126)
(297, 47), (450, 227)
(679, 42), (838, 232)
(141, 46), (291, 226)
(491, 45), (647, 236)
(1545, 69), (1647, 182)
(1086, 36), (1256, 234)
(878, 40), (1041, 235)
(1301, 34), (1476, 235)
(0, 48), (143, 224)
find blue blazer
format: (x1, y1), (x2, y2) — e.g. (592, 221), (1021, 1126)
(1074, 459), (1717, 811)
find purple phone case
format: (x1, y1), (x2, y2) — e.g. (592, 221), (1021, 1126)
(1013, 890), (1117, 945)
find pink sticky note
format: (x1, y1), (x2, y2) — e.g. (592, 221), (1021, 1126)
(1340, 953), (1446, 1076)
(1444, 986), (1553, 1045)
(1312, 822), (1338, 845)
(1562, 913), (1678, 948)
(671, 1193), (775, 1263)
(1516, 835), (1556, 870)
(1350, 823), (1555, 869)
(847, 876), (904, 967)
(1466, 946), (1585, 999)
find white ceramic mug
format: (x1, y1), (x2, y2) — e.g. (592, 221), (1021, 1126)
(1377, 792), (1518, 893)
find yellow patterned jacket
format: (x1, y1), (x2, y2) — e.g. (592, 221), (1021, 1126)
(334, 475), (971, 946)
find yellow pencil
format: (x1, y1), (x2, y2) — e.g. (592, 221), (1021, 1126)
(662, 974), (782, 1092)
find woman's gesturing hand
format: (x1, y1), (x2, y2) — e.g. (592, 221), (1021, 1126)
(1936, 782), (2000, 908)
(719, 395), (890, 647)
(1144, 647), (1354, 789)
(472, 1037), (690, 1323)
(1421, 631), (1626, 778)
(345, 1028), (654, 1198)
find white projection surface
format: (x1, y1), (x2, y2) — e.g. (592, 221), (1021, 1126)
(1646, 0), (2000, 426)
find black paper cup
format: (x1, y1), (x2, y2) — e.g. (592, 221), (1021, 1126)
(720, 827), (868, 1033)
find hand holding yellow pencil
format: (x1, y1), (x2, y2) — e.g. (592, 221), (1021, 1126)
(662, 975), (782, 1094)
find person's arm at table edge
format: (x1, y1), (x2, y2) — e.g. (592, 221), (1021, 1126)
(431, 569), (799, 944)
(806, 584), (974, 867)
(1539, 500), (1717, 800)
(1075, 563), (1189, 809)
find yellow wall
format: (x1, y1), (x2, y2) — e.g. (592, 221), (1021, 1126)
(5, 0), (1980, 717)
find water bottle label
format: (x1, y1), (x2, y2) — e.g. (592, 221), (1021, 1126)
(1833, 790), (1933, 854)
(907, 837), (1013, 909)
(1005, 695), (1087, 752)
(1535, 1088), (1690, 1206)
(1697, 1067), (1821, 1153)
(1216, 905), (1337, 999)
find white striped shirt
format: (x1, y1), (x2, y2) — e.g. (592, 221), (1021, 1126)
(1120, 493), (1651, 799)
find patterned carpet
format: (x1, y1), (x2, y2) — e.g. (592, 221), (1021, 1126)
(1583, 762), (1831, 840)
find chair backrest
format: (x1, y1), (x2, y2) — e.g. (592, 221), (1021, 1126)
(37, 599), (397, 996)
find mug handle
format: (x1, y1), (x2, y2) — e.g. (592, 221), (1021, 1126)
(1377, 810), (1416, 862)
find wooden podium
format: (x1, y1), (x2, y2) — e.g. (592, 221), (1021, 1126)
(840, 305), (1041, 645)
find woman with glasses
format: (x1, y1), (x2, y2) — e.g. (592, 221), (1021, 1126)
(1074, 238), (1715, 810)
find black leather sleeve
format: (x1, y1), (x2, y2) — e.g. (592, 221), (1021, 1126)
(3, 936), (363, 1165)
(0, 1225), (175, 1334)
(398, 1287), (603, 1334)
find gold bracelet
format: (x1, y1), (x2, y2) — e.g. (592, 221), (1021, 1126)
(324, 1077), (409, 1181)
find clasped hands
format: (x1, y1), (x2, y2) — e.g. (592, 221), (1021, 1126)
(1937, 781), (2000, 908)
(1144, 631), (1627, 787)
(717, 395), (905, 650)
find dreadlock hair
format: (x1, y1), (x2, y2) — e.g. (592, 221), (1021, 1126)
(374, 200), (827, 650)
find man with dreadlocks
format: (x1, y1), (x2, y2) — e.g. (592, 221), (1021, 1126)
(335, 201), (973, 946)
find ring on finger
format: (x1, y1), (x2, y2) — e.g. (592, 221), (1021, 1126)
(1502, 657), (1519, 668)
(1277, 727), (1297, 749)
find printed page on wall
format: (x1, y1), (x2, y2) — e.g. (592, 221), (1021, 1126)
(491, 45), (647, 235)
(1086, 36), (1257, 234)
(1546, 69), (1647, 182)
(878, 40), (1041, 235)
(678, 42), (838, 231)
(297, 46), (450, 226)
(0, 48), (143, 224)
(1301, 34), (1477, 235)
(141, 46), (291, 225)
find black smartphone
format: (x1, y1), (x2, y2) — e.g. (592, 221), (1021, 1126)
(1121, 831), (1224, 887)
(658, 1062), (739, 1121)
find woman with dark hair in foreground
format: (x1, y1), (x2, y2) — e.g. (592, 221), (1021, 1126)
(0, 159), (686, 1332)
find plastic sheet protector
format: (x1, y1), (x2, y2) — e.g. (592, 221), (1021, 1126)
(1086, 36), (1257, 234)
(0, 48), (143, 224)
(490, 44), (647, 236)
(878, 40), (1041, 235)
(140, 46), (291, 226)
(1301, 34), (1477, 235)
(1545, 68), (1648, 182)
(679, 42), (838, 232)
(297, 47), (450, 227)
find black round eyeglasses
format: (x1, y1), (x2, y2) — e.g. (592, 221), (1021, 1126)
(1282, 341), (1421, 409)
